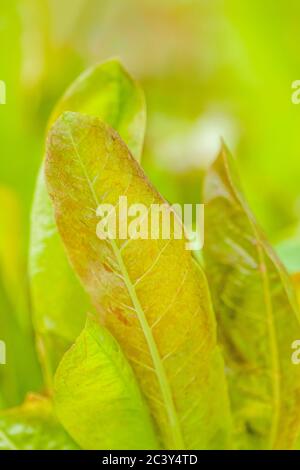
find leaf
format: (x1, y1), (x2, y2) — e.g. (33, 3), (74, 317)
(54, 317), (159, 450)
(45, 111), (231, 450)
(203, 144), (300, 450)
(29, 59), (146, 383)
(0, 187), (42, 408)
(49, 58), (146, 159)
(0, 395), (78, 450)
(30, 167), (91, 385)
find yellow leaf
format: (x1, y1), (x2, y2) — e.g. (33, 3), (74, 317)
(45, 111), (231, 450)
(203, 144), (300, 449)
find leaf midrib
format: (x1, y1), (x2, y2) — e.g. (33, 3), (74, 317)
(68, 125), (185, 450)
(221, 151), (280, 449)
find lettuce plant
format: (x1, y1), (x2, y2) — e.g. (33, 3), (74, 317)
(1, 59), (300, 450)
(204, 147), (300, 449)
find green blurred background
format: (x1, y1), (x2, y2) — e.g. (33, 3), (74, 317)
(1, 0), (300, 407)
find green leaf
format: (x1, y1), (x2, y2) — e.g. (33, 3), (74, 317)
(49, 58), (146, 159)
(45, 111), (231, 450)
(30, 167), (91, 386)
(203, 144), (300, 450)
(29, 59), (146, 383)
(0, 395), (78, 450)
(54, 317), (159, 450)
(0, 187), (42, 408)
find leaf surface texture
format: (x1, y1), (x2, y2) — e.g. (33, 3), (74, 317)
(54, 318), (159, 450)
(203, 145), (300, 450)
(45, 111), (231, 450)
(29, 59), (146, 381)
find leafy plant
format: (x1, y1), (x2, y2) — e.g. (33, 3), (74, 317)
(203, 146), (300, 450)
(29, 59), (146, 385)
(1, 59), (300, 450)
(45, 110), (231, 450)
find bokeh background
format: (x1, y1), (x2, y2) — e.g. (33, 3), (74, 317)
(1, 0), (300, 408)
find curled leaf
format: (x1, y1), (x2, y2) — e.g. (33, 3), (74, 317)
(203, 144), (300, 450)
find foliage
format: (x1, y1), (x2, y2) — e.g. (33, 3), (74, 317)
(29, 59), (145, 385)
(0, 395), (78, 450)
(203, 145), (300, 450)
(1, 1), (300, 450)
(45, 109), (231, 449)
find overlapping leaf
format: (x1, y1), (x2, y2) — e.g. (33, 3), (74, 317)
(29, 59), (146, 382)
(0, 395), (78, 450)
(45, 111), (231, 450)
(203, 144), (300, 450)
(54, 317), (159, 450)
